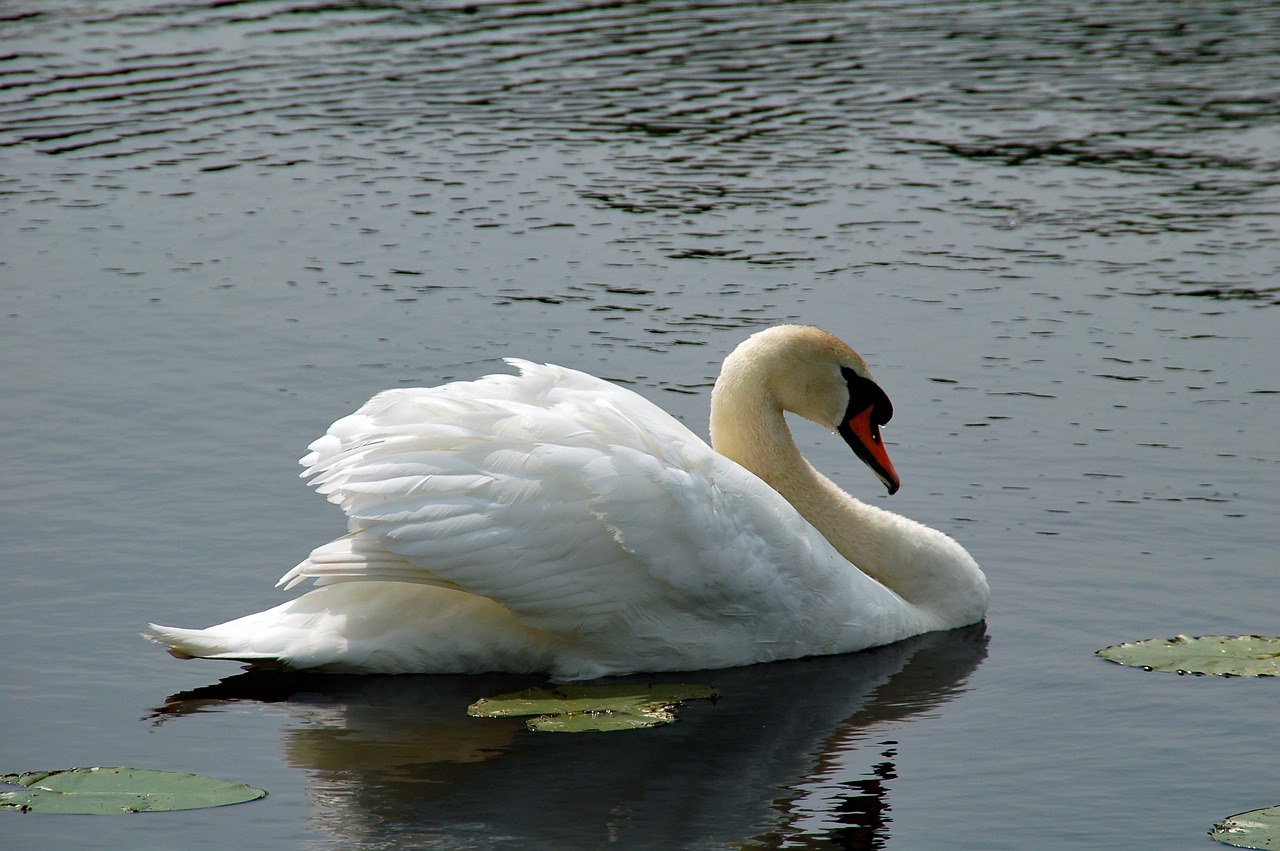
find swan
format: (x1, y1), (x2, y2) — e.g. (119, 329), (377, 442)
(148, 325), (988, 679)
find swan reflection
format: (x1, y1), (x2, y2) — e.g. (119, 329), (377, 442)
(155, 625), (986, 848)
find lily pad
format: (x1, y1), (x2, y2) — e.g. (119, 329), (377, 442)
(1097, 635), (1280, 677)
(0, 767), (267, 814)
(468, 683), (718, 732)
(1211, 804), (1280, 849)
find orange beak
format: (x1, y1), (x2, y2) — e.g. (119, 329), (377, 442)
(843, 405), (900, 495)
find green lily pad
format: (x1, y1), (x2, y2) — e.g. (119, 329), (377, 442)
(0, 767), (267, 814)
(468, 683), (718, 732)
(1211, 804), (1280, 849)
(1097, 635), (1280, 677)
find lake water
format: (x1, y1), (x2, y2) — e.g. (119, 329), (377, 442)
(2, 1), (1277, 848)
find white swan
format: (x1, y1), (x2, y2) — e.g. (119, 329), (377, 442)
(148, 325), (988, 679)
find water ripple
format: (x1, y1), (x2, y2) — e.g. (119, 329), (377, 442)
(2, 0), (1278, 298)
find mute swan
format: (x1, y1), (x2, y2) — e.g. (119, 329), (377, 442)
(148, 325), (988, 679)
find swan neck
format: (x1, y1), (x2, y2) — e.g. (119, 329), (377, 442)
(709, 346), (987, 624)
(709, 360), (806, 492)
(709, 354), (835, 534)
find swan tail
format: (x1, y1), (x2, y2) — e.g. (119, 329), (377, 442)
(146, 583), (565, 674)
(144, 587), (372, 668)
(144, 623), (286, 665)
(144, 598), (334, 667)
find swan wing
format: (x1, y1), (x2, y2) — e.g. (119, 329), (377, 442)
(282, 360), (893, 653)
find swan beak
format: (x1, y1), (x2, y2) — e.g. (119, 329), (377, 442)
(841, 406), (901, 495)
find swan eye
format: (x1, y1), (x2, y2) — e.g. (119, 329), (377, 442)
(840, 367), (893, 427)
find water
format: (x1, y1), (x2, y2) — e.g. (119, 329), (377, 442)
(2, 2), (1277, 848)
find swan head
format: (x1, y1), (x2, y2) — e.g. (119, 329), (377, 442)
(713, 325), (901, 494)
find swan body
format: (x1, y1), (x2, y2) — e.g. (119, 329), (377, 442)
(149, 326), (987, 679)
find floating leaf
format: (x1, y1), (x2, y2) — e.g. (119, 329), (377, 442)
(468, 683), (718, 732)
(1097, 635), (1280, 677)
(0, 767), (267, 814)
(1211, 804), (1280, 849)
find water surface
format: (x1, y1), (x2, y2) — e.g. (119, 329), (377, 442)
(2, 2), (1278, 848)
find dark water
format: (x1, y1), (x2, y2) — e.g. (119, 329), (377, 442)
(2, 2), (1277, 848)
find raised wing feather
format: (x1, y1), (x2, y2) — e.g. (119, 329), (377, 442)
(282, 360), (885, 650)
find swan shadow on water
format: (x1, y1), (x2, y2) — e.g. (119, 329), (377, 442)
(150, 624), (987, 848)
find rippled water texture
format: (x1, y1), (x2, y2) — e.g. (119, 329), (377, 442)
(2, 2), (1278, 849)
